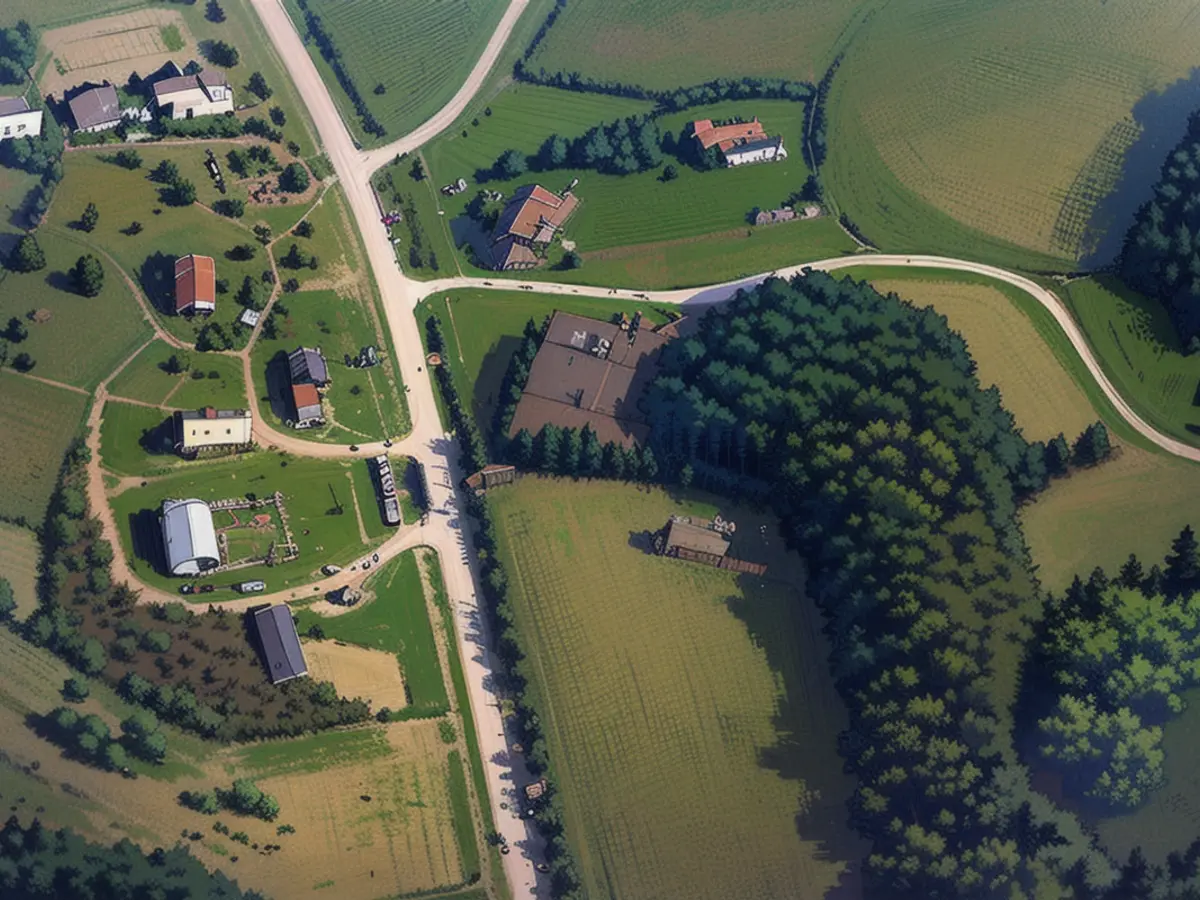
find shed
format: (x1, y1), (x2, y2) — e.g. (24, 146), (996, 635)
(160, 498), (220, 575)
(252, 604), (308, 684)
(662, 519), (731, 558)
(291, 383), (324, 428)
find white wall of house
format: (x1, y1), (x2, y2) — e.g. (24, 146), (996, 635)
(79, 118), (120, 134)
(725, 143), (787, 167)
(0, 108), (42, 141)
(158, 86), (234, 120)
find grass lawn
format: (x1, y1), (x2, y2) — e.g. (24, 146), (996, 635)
(110, 451), (386, 594)
(295, 551), (448, 715)
(446, 749), (481, 882)
(491, 476), (864, 900)
(0, 0), (148, 28)
(0, 371), (89, 527)
(98, 400), (182, 477)
(1062, 275), (1200, 447)
(251, 289), (407, 443)
(281, 0), (509, 147)
(0, 522), (40, 621)
(107, 339), (246, 409)
(0, 229), (152, 390)
(0, 161), (40, 244)
(414, 288), (671, 432)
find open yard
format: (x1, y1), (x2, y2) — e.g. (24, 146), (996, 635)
(0, 522), (40, 621)
(98, 399), (184, 477)
(282, 0), (509, 146)
(491, 476), (865, 900)
(296, 551), (448, 715)
(107, 339), (247, 409)
(0, 371), (89, 527)
(109, 451), (386, 594)
(1, 0), (150, 29)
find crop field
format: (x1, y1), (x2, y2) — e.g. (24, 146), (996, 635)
(0, 522), (39, 621)
(108, 339), (246, 409)
(824, 0), (1200, 269)
(525, 0), (855, 90)
(295, 551), (448, 715)
(0, 0), (149, 30)
(491, 477), (865, 900)
(98, 400), (181, 477)
(283, 0), (509, 145)
(304, 642), (408, 711)
(0, 371), (89, 527)
(0, 229), (152, 390)
(1062, 275), (1200, 447)
(110, 451), (385, 594)
(864, 271), (1097, 442)
(250, 289), (407, 443)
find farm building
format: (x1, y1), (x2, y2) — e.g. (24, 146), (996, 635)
(692, 117), (787, 167)
(152, 69), (233, 120)
(508, 311), (672, 447)
(252, 604), (309, 684)
(465, 464), (516, 493)
(160, 498), (220, 576)
(238, 308), (261, 328)
(67, 84), (121, 133)
(174, 408), (253, 454)
(754, 207), (796, 226)
(0, 97), (43, 141)
(490, 184), (579, 271)
(174, 254), (217, 315)
(659, 518), (731, 558)
(291, 383), (324, 429)
(288, 346), (329, 386)
(653, 515), (767, 576)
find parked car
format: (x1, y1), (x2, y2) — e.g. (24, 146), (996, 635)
(372, 553), (379, 563)
(178, 584), (194, 595)
(197, 584), (215, 594)
(362, 560), (372, 571)
(235, 581), (266, 593)
(321, 565), (342, 576)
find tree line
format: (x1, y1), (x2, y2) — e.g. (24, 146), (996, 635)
(293, 0), (385, 138)
(483, 114), (662, 182)
(181, 778), (280, 821)
(39, 705), (167, 774)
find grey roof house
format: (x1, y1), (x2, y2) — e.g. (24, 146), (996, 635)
(288, 346), (329, 386)
(68, 85), (121, 133)
(252, 604), (309, 684)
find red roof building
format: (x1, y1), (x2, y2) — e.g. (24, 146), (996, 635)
(174, 254), (216, 315)
(490, 185), (579, 271)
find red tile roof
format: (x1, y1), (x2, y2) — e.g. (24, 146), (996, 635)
(691, 117), (765, 151)
(174, 254), (216, 312)
(493, 184), (578, 242)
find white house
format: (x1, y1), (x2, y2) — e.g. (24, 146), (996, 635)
(0, 97), (42, 141)
(723, 136), (788, 167)
(160, 498), (220, 576)
(174, 408), (253, 454)
(153, 70), (233, 120)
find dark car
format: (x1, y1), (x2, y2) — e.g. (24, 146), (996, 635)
(372, 553), (379, 563)
(349, 444), (359, 452)
(197, 584), (215, 594)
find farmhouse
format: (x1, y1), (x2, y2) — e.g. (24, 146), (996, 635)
(508, 311), (672, 447)
(288, 346), (329, 386)
(490, 184), (579, 271)
(252, 604), (309, 684)
(692, 117), (787, 167)
(68, 84), (122, 133)
(0, 97), (43, 141)
(160, 498), (220, 576)
(152, 69), (233, 120)
(754, 207), (796, 227)
(174, 408), (253, 454)
(291, 383), (325, 429)
(174, 254), (217, 315)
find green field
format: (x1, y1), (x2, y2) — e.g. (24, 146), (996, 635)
(250, 289), (407, 442)
(491, 477), (864, 900)
(0, 371), (89, 527)
(98, 400), (183, 477)
(295, 551), (448, 715)
(109, 452), (385, 593)
(107, 339), (247, 409)
(283, 0), (509, 146)
(0, 0), (147, 27)
(0, 522), (40, 620)
(0, 229), (152, 390)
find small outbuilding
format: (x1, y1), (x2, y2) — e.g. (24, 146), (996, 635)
(160, 498), (220, 576)
(291, 383), (324, 428)
(175, 254), (217, 315)
(660, 519), (731, 559)
(252, 604), (308, 684)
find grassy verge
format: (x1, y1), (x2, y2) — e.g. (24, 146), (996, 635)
(447, 749), (482, 882)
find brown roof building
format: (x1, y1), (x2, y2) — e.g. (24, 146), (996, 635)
(508, 311), (672, 448)
(174, 254), (216, 314)
(291, 383), (324, 428)
(490, 184), (579, 271)
(662, 519), (731, 557)
(68, 85), (121, 133)
(691, 117), (788, 168)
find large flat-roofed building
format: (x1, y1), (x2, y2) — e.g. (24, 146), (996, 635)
(0, 97), (43, 141)
(252, 604), (308, 684)
(174, 408), (252, 453)
(175, 254), (216, 315)
(160, 498), (220, 576)
(508, 311), (672, 448)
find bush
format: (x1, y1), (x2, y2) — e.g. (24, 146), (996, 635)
(213, 198), (245, 218)
(61, 677), (89, 702)
(279, 162), (310, 193)
(207, 40), (239, 67)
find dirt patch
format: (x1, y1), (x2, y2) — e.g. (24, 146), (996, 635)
(304, 641), (408, 710)
(40, 10), (196, 99)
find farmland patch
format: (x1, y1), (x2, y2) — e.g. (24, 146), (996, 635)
(0, 522), (40, 621)
(303, 642), (407, 711)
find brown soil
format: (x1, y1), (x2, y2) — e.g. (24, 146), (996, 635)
(304, 642), (408, 710)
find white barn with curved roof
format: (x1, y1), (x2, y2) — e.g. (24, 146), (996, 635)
(160, 498), (220, 576)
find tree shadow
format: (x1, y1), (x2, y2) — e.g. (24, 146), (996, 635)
(139, 417), (176, 455)
(128, 508), (168, 575)
(626, 529), (656, 552)
(44, 270), (74, 294)
(474, 334), (520, 447)
(263, 351), (293, 421)
(1082, 67), (1200, 268)
(139, 251), (177, 316)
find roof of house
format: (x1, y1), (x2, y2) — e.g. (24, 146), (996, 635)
(691, 118), (765, 151)
(491, 236), (538, 270)
(197, 69), (230, 89)
(253, 604), (308, 684)
(154, 70), (229, 102)
(492, 184), (578, 243)
(726, 135), (784, 156)
(0, 97), (31, 116)
(174, 254), (216, 311)
(288, 347), (328, 385)
(160, 498), (220, 574)
(292, 383), (322, 420)
(239, 308), (261, 328)
(664, 519), (731, 557)
(68, 85), (120, 130)
(177, 407), (250, 421)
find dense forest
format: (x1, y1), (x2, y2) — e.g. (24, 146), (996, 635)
(1120, 111), (1200, 347)
(0, 817), (264, 898)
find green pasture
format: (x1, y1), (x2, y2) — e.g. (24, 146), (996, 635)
(249, 289), (407, 443)
(0, 522), (40, 621)
(0, 229), (151, 390)
(98, 400), (184, 478)
(282, 0), (508, 147)
(109, 451), (385, 593)
(525, 0), (854, 90)
(445, 750), (481, 882)
(491, 477), (864, 900)
(372, 157), (460, 281)
(226, 726), (394, 778)
(295, 551), (448, 714)
(0, 371), (89, 527)
(107, 339), (246, 409)
(0, 0), (147, 28)
(1062, 275), (1200, 446)
(0, 162), (40, 242)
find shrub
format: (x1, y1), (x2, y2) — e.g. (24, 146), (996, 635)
(207, 40), (239, 67)
(61, 677), (89, 702)
(279, 162), (310, 193)
(248, 71), (271, 100)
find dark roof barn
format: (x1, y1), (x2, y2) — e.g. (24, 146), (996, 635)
(252, 604), (308, 684)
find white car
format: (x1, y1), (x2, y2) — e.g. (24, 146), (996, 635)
(321, 565), (342, 576)
(236, 580), (266, 593)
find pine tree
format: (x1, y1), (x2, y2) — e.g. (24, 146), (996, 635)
(70, 254), (104, 297)
(580, 426), (602, 477)
(1118, 553), (1144, 589)
(559, 427), (582, 475)
(510, 428), (534, 467)
(639, 445), (659, 482)
(535, 425), (561, 471)
(78, 202), (98, 232)
(1165, 525), (1200, 595)
(1045, 433), (1071, 475)
(8, 233), (45, 272)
